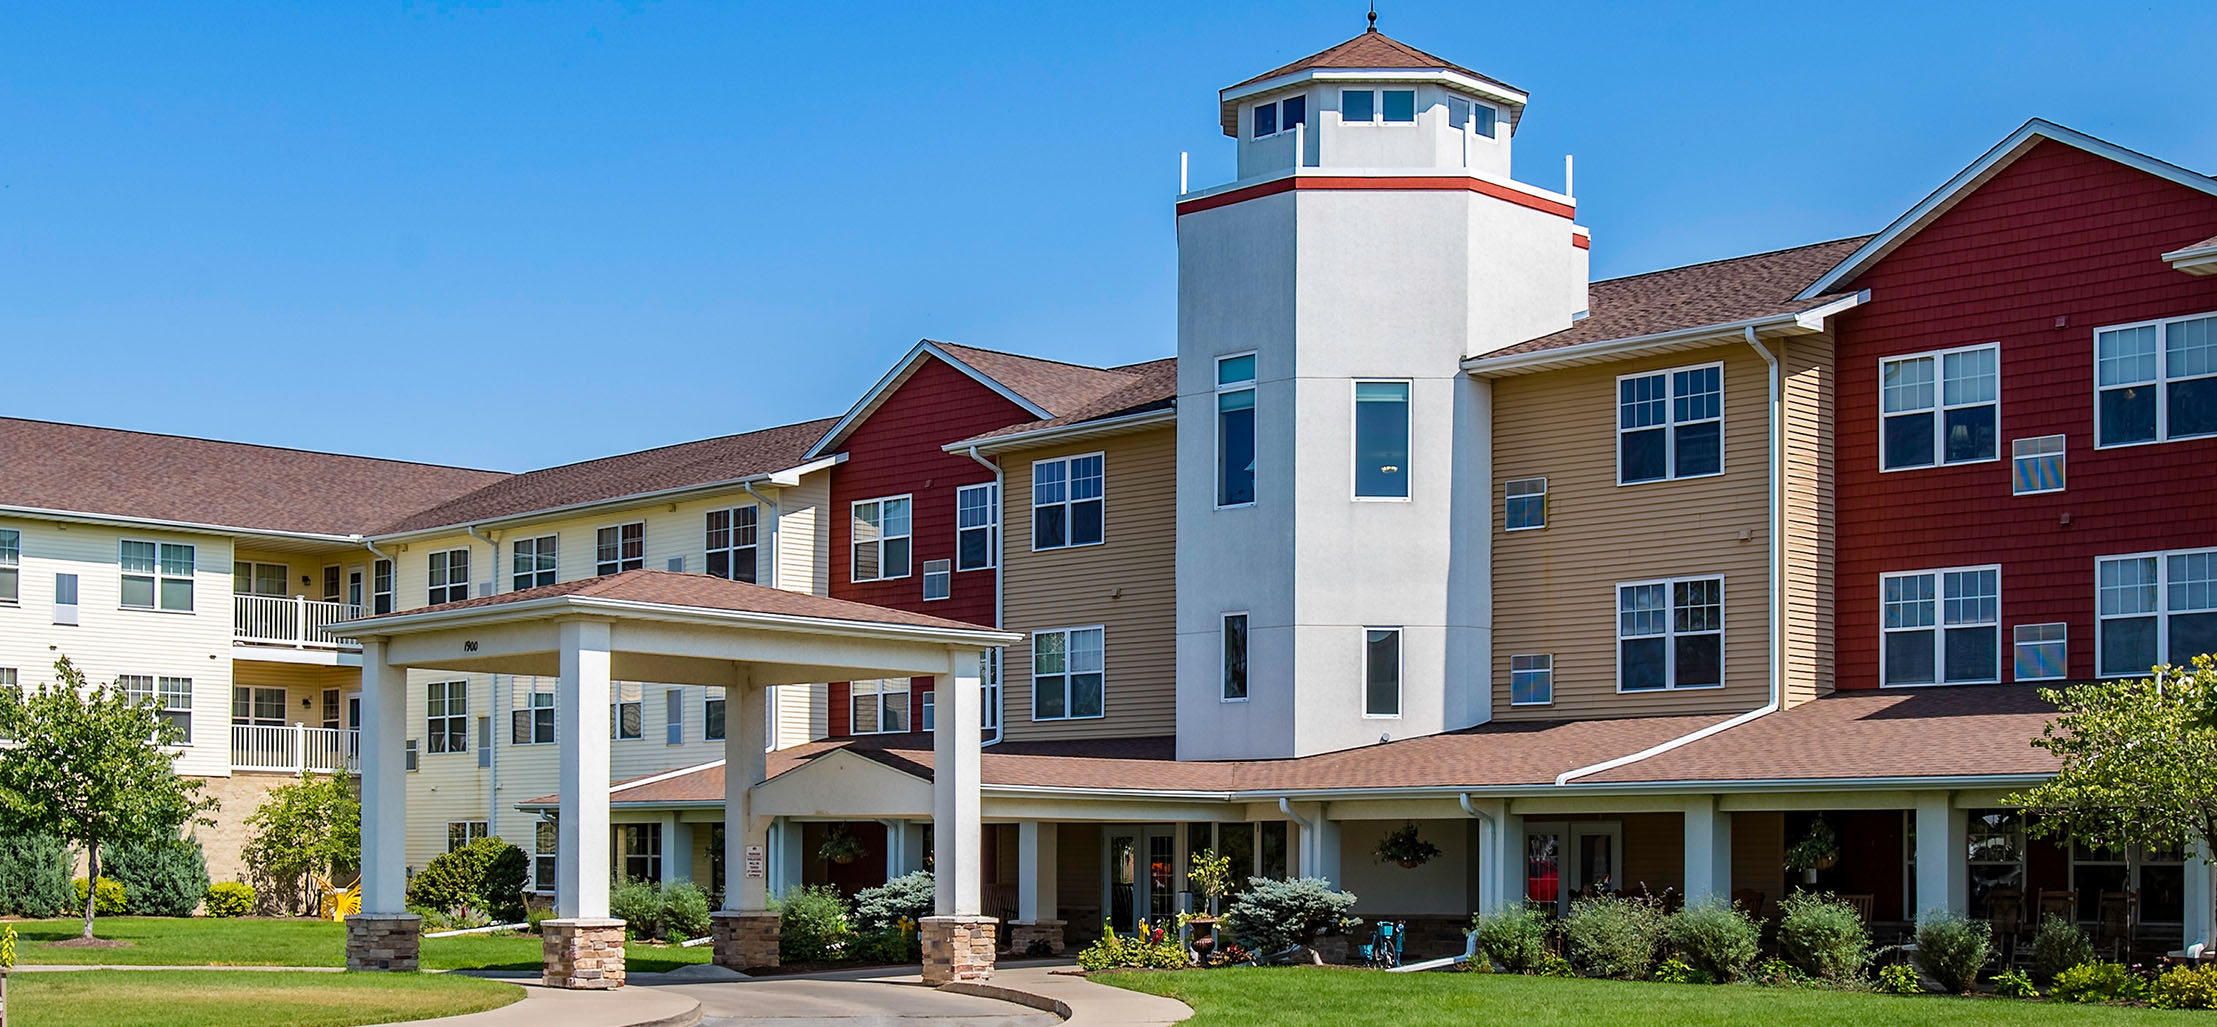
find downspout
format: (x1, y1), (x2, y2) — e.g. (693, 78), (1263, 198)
(1278, 797), (1318, 878)
(742, 481), (781, 746)
(1459, 793), (1496, 932)
(964, 446), (1006, 745)
(466, 525), (502, 835)
(1553, 326), (1785, 785)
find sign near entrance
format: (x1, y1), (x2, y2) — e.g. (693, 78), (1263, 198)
(744, 844), (765, 879)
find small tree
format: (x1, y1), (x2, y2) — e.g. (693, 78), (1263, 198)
(241, 772), (359, 914)
(0, 657), (217, 940)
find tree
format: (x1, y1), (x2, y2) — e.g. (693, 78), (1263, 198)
(241, 772), (359, 915)
(0, 657), (219, 940)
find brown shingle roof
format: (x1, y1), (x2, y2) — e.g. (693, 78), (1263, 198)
(0, 417), (507, 536)
(1222, 29), (1523, 136)
(929, 342), (1150, 419)
(347, 568), (1004, 634)
(957, 358), (1177, 445)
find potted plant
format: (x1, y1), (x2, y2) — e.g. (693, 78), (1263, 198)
(1784, 815), (1840, 884)
(818, 826), (867, 866)
(1184, 848), (1234, 959)
(1373, 822), (1442, 869)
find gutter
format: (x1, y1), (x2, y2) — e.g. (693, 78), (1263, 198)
(0, 504), (362, 545)
(964, 446), (1007, 744)
(944, 407), (1175, 457)
(1462, 292), (1865, 378)
(740, 481), (781, 588)
(333, 594), (1024, 649)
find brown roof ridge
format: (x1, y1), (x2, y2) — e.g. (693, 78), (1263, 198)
(0, 415), (509, 476)
(1228, 29), (1516, 95)
(1591, 234), (1879, 289)
(486, 415), (838, 479)
(927, 340), (1139, 378)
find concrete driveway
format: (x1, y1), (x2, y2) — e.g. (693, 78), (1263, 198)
(660, 978), (1061, 1027)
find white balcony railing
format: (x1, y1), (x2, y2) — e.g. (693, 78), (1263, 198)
(234, 594), (362, 651)
(232, 723), (360, 774)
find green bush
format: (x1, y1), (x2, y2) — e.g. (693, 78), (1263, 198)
(1775, 892), (1870, 984)
(609, 878), (662, 939)
(1471, 903), (1550, 974)
(74, 876), (126, 915)
(525, 906), (556, 932)
(1561, 894), (1665, 980)
(2030, 913), (2096, 986)
(1223, 877), (1360, 954)
(1075, 920), (1188, 970)
(203, 880), (255, 918)
(2050, 961), (2149, 1004)
(659, 880), (712, 941)
(408, 903), (451, 932)
(1911, 911), (1990, 995)
(1753, 957), (1809, 987)
(848, 924), (923, 965)
(775, 884), (852, 963)
(2152, 963), (2217, 1010)
(1652, 956), (1704, 984)
(1993, 968), (2037, 999)
(852, 870), (934, 932)
(106, 834), (209, 916)
(404, 837), (530, 922)
(1665, 898), (1759, 983)
(1537, 953), (1577, 978)
(1874, 963), (1923, 995)
(0, 831), (75, 917)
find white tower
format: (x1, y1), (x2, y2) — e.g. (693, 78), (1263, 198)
(1175, 23), (1589, 759)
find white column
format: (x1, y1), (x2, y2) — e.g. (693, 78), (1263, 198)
(665, 813), (695, 886)
(933, 652), (984, 916)
(556, 619), (613, 919)
(897, 821), (928, 876)
(2183, 840), (2213, 957)
(358, 639), (408, 913)
(1017, 821), (1059, 922)
(1292, 804), (1340, 887)
(769, 817), (805, 898)
(1682, 794), (1732, 905)
(1470, 799), (1515, 914)
(1913, 792), (1967, 918)
(726, 669), (770, 910)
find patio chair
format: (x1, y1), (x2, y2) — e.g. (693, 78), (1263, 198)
(2096, 891), (2134, 962)
(2035, 888), (2077, 923)
(1839, 893), (1875, 924)
(1986, 888), (2026, 969)
(1732, 889), (1766, 919)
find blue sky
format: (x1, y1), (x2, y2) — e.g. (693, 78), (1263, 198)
(4, 1), (2213, 471)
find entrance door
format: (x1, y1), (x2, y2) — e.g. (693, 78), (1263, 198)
(1567, 823), (1624, 902)
(1526, 822), (1625, 914)
(345, 567), (366, 609)
(1105, 827), (1179, 932)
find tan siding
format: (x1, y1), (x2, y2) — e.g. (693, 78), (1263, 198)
(1000, 428), (1176, 742)
(1729, 811), (1786, 917)
(1619, 812), (1682, 896)
(1491, 344), (1773, 720)
(1057, 823), (1103, 939)
(1782, 336), (1836, 705)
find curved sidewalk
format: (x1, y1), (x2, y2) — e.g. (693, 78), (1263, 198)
(945, 966), (1191, 1027)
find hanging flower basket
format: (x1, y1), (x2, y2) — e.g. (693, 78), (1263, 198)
(818, 827), (868, 866)
(1372, 822), (1442, 869)
(1784, 815), (1841, 876)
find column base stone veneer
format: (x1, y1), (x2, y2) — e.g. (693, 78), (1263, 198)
(541, 917), (627, 989)
(345, 913), (422, 972)
(1008, 919), (1066, 956)
(712, 910), (781, 970)
(921, 915), (998, 984)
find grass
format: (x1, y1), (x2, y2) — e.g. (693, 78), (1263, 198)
(4, 916), (712, 972)
(4, 970), (521, 1027)
(1097, 967), (2194, 1026)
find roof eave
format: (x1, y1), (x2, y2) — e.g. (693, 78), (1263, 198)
(1217, 67), (1528, 136)
(0, 504), (366, 546)
(369, 458), (846, 543)
(805, 341), (1056, 460)
(942, 407), (1177, 456)
(2163, 244), (2217, 276)
(333, 593), (1023, 649)
(1461, 292), (1867, 378)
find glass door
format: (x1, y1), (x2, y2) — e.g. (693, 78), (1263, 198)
(1106, 827), (1180, 932)
(1525, 827), (1562, 911)
(1146, 831), (1177, 925)
(1108, 832), (1137, 932)
(1568, 823), (1623, 902)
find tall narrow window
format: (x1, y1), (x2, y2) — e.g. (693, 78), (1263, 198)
(1511, 654), (1554, 706)
(121, 541), (195, 611)
(1032, 627), (1105, 720)
(426, 681), (468, 754)
(1881, 344), (1999, 469)
(2014, 623), (2068, 681)
(0, 527), (17, 604)
(1503, 477), (1548, 530)
(850, 496), (912, 581)
(1032, 455), (1104, 549)
(2097, 313), (2217, 447)
(1363, 628), (1402, 717)
(1216, 355), (1256, 507)
(372, 559), (394, 614)
(2098, 548), (2217, 676)
(707, 507), (759, 583)
(512, 536), (558, 590)
(1222, 613), (1249, 701)
(850, 678), (911, 734)
(0, 667), (16, 741)
(1618, 577), (1724, 691)
(1618, 364), (1722, 484)
(426, 548), (470, 604)
(956, 483), (999, 571)
(596, 522), (644, 576)
(2011, 435), (2066, 495)
(1353, 381), (1411, 499)
(922, 559), (951, 601)
(322, 565), (342, 602)
(704, 694), (726, 740)
(610, 681), (642, 740)
(1881, 567), (2000, 686)
(535, 821), (557, 891)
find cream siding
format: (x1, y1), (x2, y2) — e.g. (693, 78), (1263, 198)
(1781, 336), (1836, 706)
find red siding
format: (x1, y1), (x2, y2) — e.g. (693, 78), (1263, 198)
(824, 355), (1030, 736)
(1834, 140), (2217, 690)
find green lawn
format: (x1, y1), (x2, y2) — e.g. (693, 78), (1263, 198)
(5, 970), (521, 1027)
(4, 917), (711, 972)
(1098, 967), (2194, 1026)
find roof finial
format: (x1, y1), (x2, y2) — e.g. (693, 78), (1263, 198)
(1366, 2), (1378, 31)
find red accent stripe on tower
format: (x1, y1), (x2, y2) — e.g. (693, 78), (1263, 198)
(1572, 233), (1591, 250)
(1176, 175), (1577, 219)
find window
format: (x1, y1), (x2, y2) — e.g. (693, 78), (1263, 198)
(513, 536), (558, 590)
(233, 561), (287, 596)
(1250, 94), (1307, 138)
(1340, 88), (1412, 123)
(427, 680), (468, 754)
(850, 678), (910, 734)
(0, 667), (16, 741)
(124, 675), (192, 739)
(704, 694), (726, 740)
(426, 549), (470, 605)
(1446, 96), (1498, 138)
(707, 507), (759, 583)
(1504, 477), (1547, 531)
(1363, 628), (1401, 717)
(323, 565), (341, 603)
(512, 686), (555, 744)
(53, 573), (77, 625)
(956, 483), (998, 571)
(851, 497), (912, 580)
(230, 686), (284, 727)
(1222, 613), (1248, 701)
(2014, 623), (2068, 681)
(1618, 577), (1724, 691)
(1511, 654), (1554, 706)
(0, 527), (17, 603)
(322, 688), (341, 731)
(980, 648), (1003, 739)
(1881, 567), (2000, 686)
(1340, 88), (1374, 122)
(1618, 365), (1722, 484)
(2011, 435), (2065, 494)
(1881, 344), (1999, 470)
(447, 820), (489, 852)
(1032, 455), (1104, 549)
(616, 823), (662, 882)
(120, 541), (194, 611)
(921, 689), (935, 731)
(2098, 548), (2217, 676)
(1032, 627), (1104, 720)
(1967, 809), (2026, 917)
(2069, 843), (2183, 924)
(372, 559), (394, 614)
(665, 688), (683, 745)
(406, 739), (418, 772)
(922, 559), (951, 601)
(595, 522), (644, 576)
(535, 820), (557, 892)
(610, 681), (642, 740)
(1351, 381), (1412, 499)
(1217, 355), (1257, 507)
(2096, 313), (2217, 447)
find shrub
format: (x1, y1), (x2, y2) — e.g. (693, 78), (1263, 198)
(1471, 903), (1550, 974)
(525, 906), (556, 932)
(1665, 898), (1759, 983)
(848, 924), (922, 965)
(659, 880), (712, 941)
(404, 837), (530, 923)
(106, 834), (209, 916)
(1561, 894), (1665, 980)
(2152, 963), (2217, 1010)
(74, 876), (126, 915)
(775, 884), (851, 962)
(852, 870), (934, 932)
(1537, 953), (1577, 978)
(1223, 877), (1360, 955)
(1653, 956), (1704, 984)
(1874, 963), (1923, 995)
(0, 830), (75, 917)
(408, 903), (451, 932)
(1993, 968), (2038, 999)
(1075, 920), (1189, 971)
(1911, 911), (1990, 995)
(203, 880), (255, 918)
(609, 878), (662, 939)
(1753, 957), (1809, 987)
(2030, 913), (2096, 986)
(2051, 961), (2149, 1004)
(1775, 892), (1870, 984)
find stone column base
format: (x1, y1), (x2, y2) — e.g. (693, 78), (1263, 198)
(345, 913), (422, 972)
(712, 910), (780, 970)
(1008, 919), (1066, 956)
(921, 915), (997, 985)
(541, 918), (628, 989)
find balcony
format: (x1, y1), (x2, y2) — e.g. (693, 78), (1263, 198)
(232, 723), (359, 774)
(234, 594), (363, 653)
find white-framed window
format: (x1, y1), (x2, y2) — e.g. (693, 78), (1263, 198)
(512, 686), (555, 745)
(707, 507), (759, 583)
(1250, 94), (1308, 139)
(426, 548), (470, 605)
(1216, 354), (1257, 508)
(1510, 653), (1554, 706)
(1363, 627), (1402, 717)
(922, 559), (951, 601)
(120, 541), (195, 611)
(231, 685), (285, 726)
(1504, 477), (1547, 530)
(0, 528), (17, 604)
(2096, 312), (2217, 447)
(1032, 626), (1104, 721)
(1618, 576), (1724, 691)
(1881, 343), (1999, 470)
(1032, 455), (1104, 550)
(1222, 613), (1249, 702)
(664, 688), (683, 744)
(2014, 622), (2068, 681)
(322, 565), (341, 603)
(0, 667), (17, 741)
(1339, 88), (1414, 123)
(405, 739), (418, 771)
(232, 560), (287, 597)
(1353, 381), (1411, 499)
(617, 822), (662, 882)
(512, 536), (558, 591)
(372, 559), (394, 614)
(123, 675), (193, 740)
(1618, 364), (1722, 484)
(52, 573), (77, 625)
(921, 689), (936, 731)
(2069, 841), (2186, 924)
(595, 522), (644, 576)
(534, 820), (557, 892)
(1446, 95), (1498, 138)
(704, 694), (726, 740)
(980, 648), (1003, 740)
(610, 681), (642, 740)
(447, 820), (489, 852)
(427, 680), (468, 753)
(956, 483), (998, 571)
(849, 678), (910, 734)
(1881, 567), (2001, 686)
(2098, 548), (2217, 677)
(2011, 435), (2065, 495)
(851, 496), (912, 581)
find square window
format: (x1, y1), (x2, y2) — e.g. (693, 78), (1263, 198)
(1032, 627), (1104, 721)
(1510, 654), (1552, 706)
(1033, 456), (1105, 549)
(1503, 477), (1547, 530)
(1381, 89), (1415, 122)
(1618, 577), (1722, 691)
(922, 559), (951, 601)
(1883, 567), (1999, 685)
(1618, 365), (1721, 484)
(1883, 344), (1999, 470)
(2011, 435), (2065, 494)
(2014, 623), (2067, 681)
(707, 507), (760, 583)
(1253, 101), (1277, 138)
(596, 522), (645, 576)
(1340, 89), (1374, 122)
